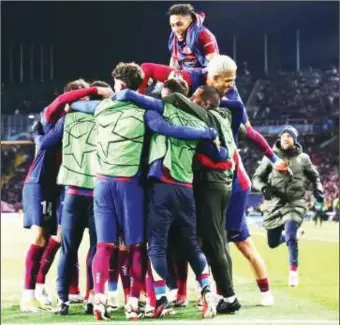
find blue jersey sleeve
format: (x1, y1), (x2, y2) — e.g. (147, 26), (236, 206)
(116, 89), (164, 114)
(70, 100), (101, 114)
(39, 116), (65, 150)
(197, 140), (228, 161)
(224, 85), (249, 124)
(145, 110), (217, 140)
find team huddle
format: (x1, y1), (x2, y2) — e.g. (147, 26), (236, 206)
(20, 3), (324, 321)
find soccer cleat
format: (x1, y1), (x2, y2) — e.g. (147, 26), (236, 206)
(201, 285), (216, 319)
(174, 294), (188, 308)
(69, 292), (83, 304)
(144, 304), (155, 318)
(84, 291), (94, 315)
(289, 270), (299, 287)
(124, 298), (143, 321)
(20, 298), (47, 313)
(153, 296), (169, 318)
(54, 300), (70, 315)
(93, 294), (110, 321)
(216, 297), (241, 314)
(35, 285), (52, 306)
(107, 294), (120, 313)
(260, 291), (274, 306)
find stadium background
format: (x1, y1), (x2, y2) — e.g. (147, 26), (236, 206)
(1, 1), (339, 221)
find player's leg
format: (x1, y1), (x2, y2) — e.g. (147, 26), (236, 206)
(139, 63), (192, 94)
(284, 217), (301, 287)
(116, 178), (145, 320)
(194, 182), (238, 315)
(107, 246), (119, 312)
(55, 193), (88, 315)
(267, 225), (285, 249)
(119, 241), (131, 305)
(21, 183), (53, 312)
(176, 185), (217, 319)
(92, 178), (118, 320)
(147, 181), (174, 318)
(84, 199), (97, 315)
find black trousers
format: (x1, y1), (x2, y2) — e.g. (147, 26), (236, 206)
(193, 180), (235, 298)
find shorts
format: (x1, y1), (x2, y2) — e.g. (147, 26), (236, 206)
(22, 183), (58, 235)
(225, 189), (251, 242)
(94, 177), (144, 246)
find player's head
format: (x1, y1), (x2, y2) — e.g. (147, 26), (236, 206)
(280, 125), (298, 150)
(168, 4), (194, 41)
(90, 80), (111, 100)
(206, 55), (237, 97)
(64, 79), (89, 92)
(161, 78), (189, 98)
(191, 85), (220, 110)
(112, 62), (144, 93)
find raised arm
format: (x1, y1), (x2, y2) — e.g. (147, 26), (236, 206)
(145, 110), (217, 141)
(37, 116), (65, 150)
(116, 89), (164, 114)
(70, 100), (101, 114)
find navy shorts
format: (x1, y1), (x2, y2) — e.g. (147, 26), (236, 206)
(22, 183), (58, 234)
(225, 189), (251, 242)
(94, 177), (144, 246)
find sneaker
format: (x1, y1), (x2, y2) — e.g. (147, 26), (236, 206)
(125, 298), (143, 321)
(54, 300), (69, 315)
(201, 285), (216, 319)
(174, 294), (188, 308)
(138, 300), (146, 311)
(93, 294), (110, 321)
(107, 294), (120, 313)
(69, 292), (83, 304)
(20, 298), (46, 313)
(35, 285), (52, 306)
(216, 297), (241, 314)
(289, 270), (299, 287)
(260, 291), (274, 306)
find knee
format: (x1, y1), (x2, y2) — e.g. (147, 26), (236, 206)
(236, 240), (257, 260)
(32, 226), (48, 247)
(268, 239), (279, 249)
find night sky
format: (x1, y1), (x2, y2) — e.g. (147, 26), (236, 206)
(1, 1), (339, 82)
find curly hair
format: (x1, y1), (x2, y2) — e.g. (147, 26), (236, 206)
(112, 62), (144, 91)
(168, 4), (194, 16)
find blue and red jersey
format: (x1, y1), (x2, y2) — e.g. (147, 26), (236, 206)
(168, 12), (219, 70)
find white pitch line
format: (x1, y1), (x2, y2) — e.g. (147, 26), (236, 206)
(7, 319), (339, 325)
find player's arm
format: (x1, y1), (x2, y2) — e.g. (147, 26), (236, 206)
(197, 29), (219, 62)
(70, 100), (101, 114)
(169, 57), (180, 69)
(43, 87), (99, 124)
(302, 153), (324, 200)
(116, 89), (164, 114)
(145, 110), (217, 141)
(38, 116), (65, 150)
(197, 140), (228, 161)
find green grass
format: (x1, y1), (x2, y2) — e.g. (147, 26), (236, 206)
(1, 216), (339, 324)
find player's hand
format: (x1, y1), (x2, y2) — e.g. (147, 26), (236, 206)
(212, 136), (221, 150)
(273, 159), (293, 176)
(64, 103), (71, 113)
(31, 121), (43, 134)
(261, 186), (273, 200)
(313, 190), (324, 203)
(97, 87), (114, 98)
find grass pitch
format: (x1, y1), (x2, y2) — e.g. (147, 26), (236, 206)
(1, 215), (339, 324)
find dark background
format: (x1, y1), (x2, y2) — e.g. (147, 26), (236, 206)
(1, 1), (339, 82)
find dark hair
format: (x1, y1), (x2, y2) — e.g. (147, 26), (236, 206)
(64, 78), (88, 92)
(168, 4), (194, 16)
(164, 78), (189, 97)
(90, 80), (111, 100)
(149, 92), (162, 99)
(112, 62), (144, 91)
(196, 85), (220, 109)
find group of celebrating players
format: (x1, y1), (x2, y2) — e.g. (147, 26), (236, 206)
(20, 3), (324, 321)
